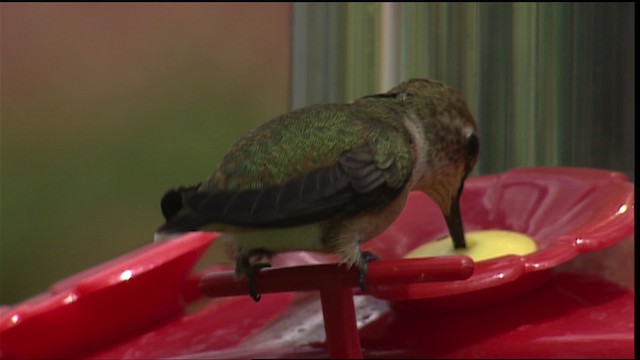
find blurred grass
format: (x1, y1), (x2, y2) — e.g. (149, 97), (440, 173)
(0, 3), (290, 304)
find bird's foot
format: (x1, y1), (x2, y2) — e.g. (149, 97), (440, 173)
(358, 250), (379, 293)
(242, 248), (274, 302)
(247, 262), (271, 302)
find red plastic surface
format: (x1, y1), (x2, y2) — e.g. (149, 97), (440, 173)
(171, 271), (633, 359)
(0, 233), (294, 359)
(197, 256), (475, 358)
(199, 257), (474, 298)
(0, 233), (214, 359)
(0, 167), (634, 359)
(87, 293), (294, 359)
(363, 166), (635, 310)
(359, 271), (635, 359)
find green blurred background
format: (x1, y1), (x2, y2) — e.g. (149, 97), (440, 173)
(1, 3), (290, 304)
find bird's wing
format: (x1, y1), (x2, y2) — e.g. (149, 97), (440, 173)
(181, 142), (411, 228)
(157, 102), (415, 232)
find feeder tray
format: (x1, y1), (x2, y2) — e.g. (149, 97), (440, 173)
(0, 167), (634, 359)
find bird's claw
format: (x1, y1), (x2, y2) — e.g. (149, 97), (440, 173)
(247, 262), (271, 302)
(241, 248), (274, 302)
(358, 251), (379, 293)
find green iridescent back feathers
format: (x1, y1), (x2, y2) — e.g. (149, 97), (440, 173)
(202, 96), (413, 193)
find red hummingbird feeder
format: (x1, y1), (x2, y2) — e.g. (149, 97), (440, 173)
(0, 167), (634, 359)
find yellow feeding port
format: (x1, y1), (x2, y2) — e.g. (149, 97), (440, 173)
(404, 230), (538, 262)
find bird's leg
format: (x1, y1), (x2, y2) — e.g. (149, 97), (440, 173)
(238, 248), (273, 302)
(357, 250), (379, 293)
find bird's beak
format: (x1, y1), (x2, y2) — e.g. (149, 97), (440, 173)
(444, 184), (467, 249)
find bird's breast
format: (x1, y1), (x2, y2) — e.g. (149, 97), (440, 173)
(224, 223), (326, 254)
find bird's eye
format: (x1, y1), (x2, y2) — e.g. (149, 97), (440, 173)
(466, 134), (479, 159)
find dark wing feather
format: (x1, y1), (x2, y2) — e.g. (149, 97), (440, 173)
(160, 184), (199, 219)
(160, 145), (408, 230)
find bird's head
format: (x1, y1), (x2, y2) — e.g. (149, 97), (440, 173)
(389, 78), (479, 248)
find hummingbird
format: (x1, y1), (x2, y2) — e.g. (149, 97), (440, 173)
(155, 78), (479, 301)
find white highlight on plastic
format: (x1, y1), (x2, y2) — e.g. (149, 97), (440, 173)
(617, 204), (628, 214)
(63, 293), (77, 304)
(120, 269), (133, 281)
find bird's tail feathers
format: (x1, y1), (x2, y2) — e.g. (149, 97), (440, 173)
(155, 183), (213, 240)
(160, 184), (200, 220)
